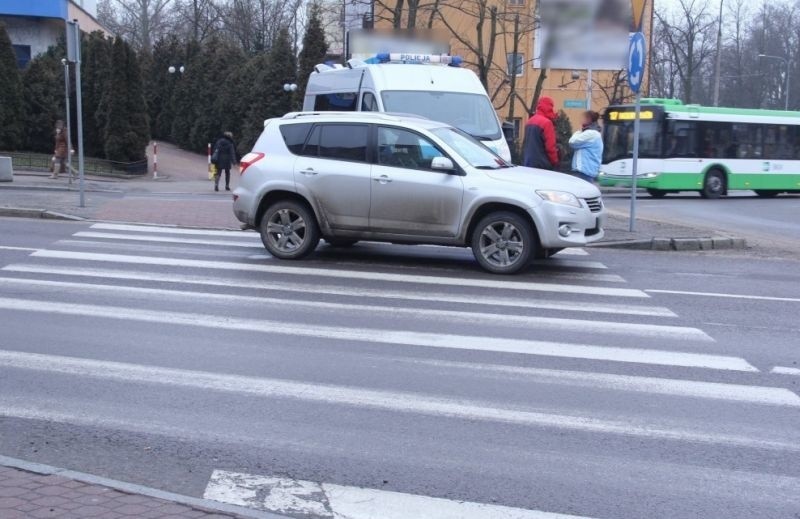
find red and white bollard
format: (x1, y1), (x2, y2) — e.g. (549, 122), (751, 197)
(152, 141), (158, 179)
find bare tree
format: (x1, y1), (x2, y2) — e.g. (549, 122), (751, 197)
(98, 0), (175, 52)
(654, 0), (717, 104)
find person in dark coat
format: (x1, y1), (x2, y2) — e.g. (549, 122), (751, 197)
(522, 96), (560, 170)
(213, 131), (238, 191)
(50, 120), (69, 179)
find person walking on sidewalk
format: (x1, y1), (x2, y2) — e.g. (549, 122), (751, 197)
(568, 110), (604, 183)
(522, 96), (560, 170)
(212, 131), (238, 192)
(50, 120), (69, 179)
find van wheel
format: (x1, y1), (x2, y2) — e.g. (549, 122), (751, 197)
(647, 189), (667, 198)
(701, 169), (725, 199)
(754, 190), (779, 198)
(471, 212), (535, 274)
(260, 200), (320, 259)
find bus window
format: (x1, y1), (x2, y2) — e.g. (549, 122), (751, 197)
(665, 121), (697, 158)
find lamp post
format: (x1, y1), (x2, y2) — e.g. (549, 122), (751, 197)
(60, 58), (73, 185)
(758, 54), (791, 110)
(168, 65), (185, 75)
(283, 83), (298, 92)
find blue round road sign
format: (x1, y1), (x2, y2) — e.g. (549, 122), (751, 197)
(628, 32), (646, 94)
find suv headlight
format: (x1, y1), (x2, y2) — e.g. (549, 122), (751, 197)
(536, 190), (581, 208)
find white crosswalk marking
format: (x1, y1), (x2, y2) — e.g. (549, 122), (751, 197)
(3, 222), (795, 519)
(204, 470), (595, 519)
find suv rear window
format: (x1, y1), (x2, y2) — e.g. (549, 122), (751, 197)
(280, 123), (312, 155)
(319, 124), (368, 162)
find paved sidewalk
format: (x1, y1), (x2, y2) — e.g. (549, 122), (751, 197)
(0, 457), (285, 519)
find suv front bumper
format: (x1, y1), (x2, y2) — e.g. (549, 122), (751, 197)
(533, 202), (606, 248)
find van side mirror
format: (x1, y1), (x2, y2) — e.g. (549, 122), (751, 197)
(502, 121), (515, 142)
(431, 157), (455, 172)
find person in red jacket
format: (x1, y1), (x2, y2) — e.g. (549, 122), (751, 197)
(522, 96), (560, 170)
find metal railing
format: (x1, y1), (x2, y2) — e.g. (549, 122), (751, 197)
(0, 151), (148, 176)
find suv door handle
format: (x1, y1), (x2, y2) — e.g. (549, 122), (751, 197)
(300, 168), (317, 176)
(374, 175), (392, 184)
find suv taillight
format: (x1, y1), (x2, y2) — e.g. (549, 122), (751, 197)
(239, 152), (265, 174)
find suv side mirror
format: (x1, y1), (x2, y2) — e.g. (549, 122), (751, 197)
(431, 156), (455, 172)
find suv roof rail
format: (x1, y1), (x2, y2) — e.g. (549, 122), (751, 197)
(282, 111), (422, 122)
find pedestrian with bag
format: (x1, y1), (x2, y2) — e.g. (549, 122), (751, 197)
(522, 96), (560, 170)
(568, 110), (604, 183)
(50, 120), (69, 179)
(212, 131), (238, 192)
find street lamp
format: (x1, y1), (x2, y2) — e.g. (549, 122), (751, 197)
(168, 65), (185, 74)
(283, 83), (298, 92)
(758, 54), (791, 110)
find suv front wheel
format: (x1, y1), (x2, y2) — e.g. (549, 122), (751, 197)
(471, 211), (536, 274)
(260, 200), (320, 259)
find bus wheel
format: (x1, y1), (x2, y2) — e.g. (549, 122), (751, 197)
(754, 190), (779, 198)
(701, 169), (726, 199)
(647, 189), (667, 199)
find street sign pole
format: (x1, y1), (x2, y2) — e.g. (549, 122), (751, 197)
(61, 59), (73, 185)
(629, 92), (641, 232)
(626, 32), (646, 232)
(66, 21), (84, 208)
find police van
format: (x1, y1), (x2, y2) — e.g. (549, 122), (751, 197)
(302, 53), (512, 161)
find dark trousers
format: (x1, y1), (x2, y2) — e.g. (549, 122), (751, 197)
(215, 167), (230, 188)
(570, 171), (596, 183)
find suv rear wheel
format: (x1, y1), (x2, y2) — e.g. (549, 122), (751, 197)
(471, 212), (535, 274)
(260, 200), (320, 259)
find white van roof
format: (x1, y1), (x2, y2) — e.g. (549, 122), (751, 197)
(305, 63), (487, 96)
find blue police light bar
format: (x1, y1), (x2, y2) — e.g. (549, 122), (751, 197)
(375, 53), (462, 67)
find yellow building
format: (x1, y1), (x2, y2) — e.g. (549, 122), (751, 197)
(374, 0), (653, 134)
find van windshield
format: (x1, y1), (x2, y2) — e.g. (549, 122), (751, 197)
(382, 91), (502, 141)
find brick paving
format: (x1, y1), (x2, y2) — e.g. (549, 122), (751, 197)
(0, 465), (244, 519)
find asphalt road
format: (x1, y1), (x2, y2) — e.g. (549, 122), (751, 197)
(0, 217), (799, 519)
(603, 191), (800, 253)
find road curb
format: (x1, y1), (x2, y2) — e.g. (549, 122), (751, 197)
(0, 206), (85, 221)
(591, 236), (747, 251)
(0, 454), (289, 519)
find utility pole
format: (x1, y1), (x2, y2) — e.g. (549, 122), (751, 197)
(713, 0), (724, 106)
(61, 58), (73, 185)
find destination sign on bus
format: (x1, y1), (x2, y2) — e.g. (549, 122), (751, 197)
(608, 110), (654, 121)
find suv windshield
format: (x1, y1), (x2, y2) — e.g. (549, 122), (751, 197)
(382, 91), (502, 141)
(431, 127), (510, 169)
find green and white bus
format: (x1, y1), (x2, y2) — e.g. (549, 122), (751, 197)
(599, 98), (800, 198)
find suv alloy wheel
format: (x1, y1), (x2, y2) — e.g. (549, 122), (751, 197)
(470, 211), (536, 274)
(260, 200), (321, 259)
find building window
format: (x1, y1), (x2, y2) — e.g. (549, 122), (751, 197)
(506, 53), (524, 77)
(12, 45), (31, 69)
(508, 0), (525, 5)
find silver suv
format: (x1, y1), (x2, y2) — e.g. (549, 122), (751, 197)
(233, 112), (605, 274)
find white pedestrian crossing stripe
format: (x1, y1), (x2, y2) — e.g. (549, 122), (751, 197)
(204, 470), (596, 519)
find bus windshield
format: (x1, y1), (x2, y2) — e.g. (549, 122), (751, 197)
(382, 91), (502, 141)
(603, 119), (662, 163)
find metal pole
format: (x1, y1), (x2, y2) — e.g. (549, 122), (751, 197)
(629, 92), (642, 232)
(785, 60), (790, 110)
(507, 14), (520, 128)
(71, 22), (86, 208)
(713, 0), (723, 106)
(62, 59), (73, 185)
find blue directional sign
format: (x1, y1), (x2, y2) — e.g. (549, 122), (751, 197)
(627, 32), (646, 94)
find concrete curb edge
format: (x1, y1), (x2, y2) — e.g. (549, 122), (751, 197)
(0, 454), (289, 519)
(591, 236), (747, 251)
(0, 207), (85, 221)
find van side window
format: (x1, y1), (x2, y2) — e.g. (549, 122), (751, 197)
(361, 92), (378, 112)
(319, 124), (368, 162)
(313, 93), (358, 111)
(279, 123), (313, 155)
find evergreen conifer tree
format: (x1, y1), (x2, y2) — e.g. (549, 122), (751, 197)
(554, 109), (573, 171)
(297, 4), (328, 106)
(0, 22), (24, 149)
(241, 29), (296, 151)
(82, 31), (112, 157)
(20, 54), (63, 153)
(102, 37), (150, 162)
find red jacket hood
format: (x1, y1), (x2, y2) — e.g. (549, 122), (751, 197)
(536, 96), (557, 120)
